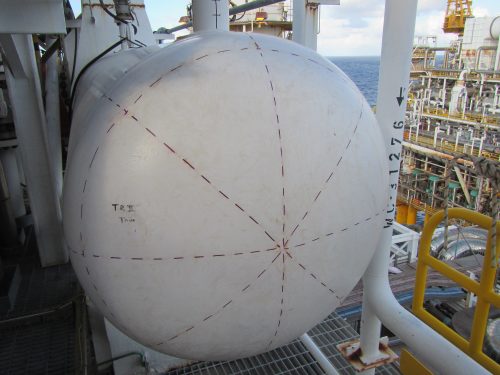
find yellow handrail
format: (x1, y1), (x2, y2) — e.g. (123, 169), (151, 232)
(413, 208), (500, 374)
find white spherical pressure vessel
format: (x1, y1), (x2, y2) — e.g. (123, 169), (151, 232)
(63, 31), (389, 361)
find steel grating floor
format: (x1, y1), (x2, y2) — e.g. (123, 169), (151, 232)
(0, 250), (80, 375)
(0, 246), (401, 375)
(166, 313), (401, 375)
(0, 311), (76, 375)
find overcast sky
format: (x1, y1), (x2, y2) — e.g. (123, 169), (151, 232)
(70, 1), (500, 56)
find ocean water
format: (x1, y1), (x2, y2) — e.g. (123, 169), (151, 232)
(328, 56), (380, 107)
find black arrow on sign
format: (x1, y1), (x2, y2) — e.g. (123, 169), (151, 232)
(396, 87), (404, 106)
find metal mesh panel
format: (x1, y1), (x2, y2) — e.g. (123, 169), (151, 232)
(166, 313), (401, 375)
(0, 262), (79, 375)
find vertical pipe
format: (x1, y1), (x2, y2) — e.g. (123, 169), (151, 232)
(360, 0), (418, 370)
(293, 0), (321, 50)
(359, 1), (489, 373)
(305, 5), (319, 51)
(118, 22), (129, 50)
(116, 0), (133, 49)
(442, 78), (447, 107)
(192, 0), (229, 32)
(292, 0), (306, 46)
(495, 40), (500, 71)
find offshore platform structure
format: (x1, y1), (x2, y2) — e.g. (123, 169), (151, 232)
(0, 1), (498, 375)
(398, 0), (500, 226)
(443, 0), (473, 35)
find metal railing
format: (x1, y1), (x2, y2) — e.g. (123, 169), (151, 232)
(404, 132), (500, 161)
(391, 222), (421, 265)
(413, 208), (500, 374)
(421, 107), (500, 127)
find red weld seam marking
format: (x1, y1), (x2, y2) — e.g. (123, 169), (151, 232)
(287, 103), (364, 240)
(157, 251), (281, 345)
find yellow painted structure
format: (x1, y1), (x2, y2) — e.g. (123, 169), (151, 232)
(443, 0), (473, 34)
(400, 349), (432, 375)
(396, 201), (419, 225)
(407, 205), (417, 225)
(413, 208), (500, 374)
(423, 212), (431, 226)
(396, 203), (408, 224)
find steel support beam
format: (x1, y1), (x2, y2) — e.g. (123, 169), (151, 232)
(0, 33), (66, 266)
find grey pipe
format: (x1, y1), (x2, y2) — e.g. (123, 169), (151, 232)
(165, 0), (284, 34)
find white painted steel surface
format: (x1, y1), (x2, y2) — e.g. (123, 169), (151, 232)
(360, 1), (489, 373)
(390, 223), (420, 265)
(192, 0), (229, 32)
(1, 33), (66, 266)
(490, 16), (500, 39)
(300, 334), (339, 375)
(63, 31), (388, 361)
(492, 16), (500, 70)
(292, 0), (319, 51)
(45, 40), (63, 203)
(0, 0), (66, 34)
(67, 0), (154, 87)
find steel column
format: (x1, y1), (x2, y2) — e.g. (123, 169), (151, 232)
(192, 0), (229, 32)
(0, 33), (66, 266)
(45, 38), (63, 204)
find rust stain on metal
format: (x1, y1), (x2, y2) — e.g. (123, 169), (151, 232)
(336, 338), (398, 372)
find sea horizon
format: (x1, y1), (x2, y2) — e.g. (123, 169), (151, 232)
(328, 56), (380, 106)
